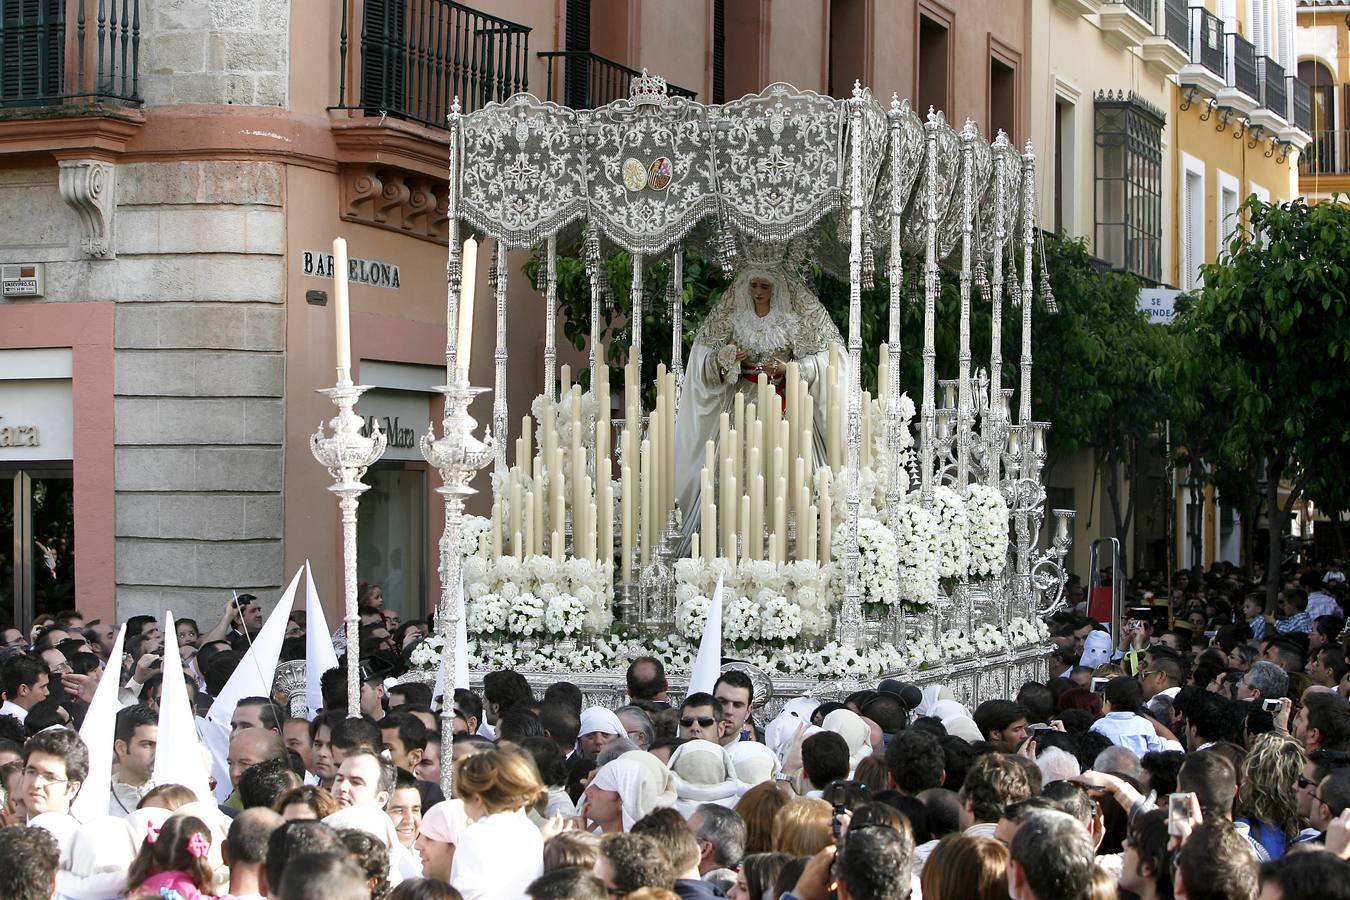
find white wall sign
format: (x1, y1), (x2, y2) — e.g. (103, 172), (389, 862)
(1138, 288), (1180, 325)
(301, 250), (401, 289)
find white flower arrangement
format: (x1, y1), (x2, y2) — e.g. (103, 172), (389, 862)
(972, 623), (1009, 653)
(856, 516), (901, 607)
(1008, 616), (1050, 646)
(723, 594), (760, 644)
(458, 553), (611, 640)
(940, 628), (977, 658)
(544, 594), (587, 636)
(965, 483), (1010, 579)
(931, 486), (969, 579)
(507, 592), (546, 636)
(676, 594), (711, 640)
(759, 593), (804, 642)
(408, 633), (446, 669)
(903, 634), (942, 669)
(466, 593), (509, 634)
(894, 501), (940, 609)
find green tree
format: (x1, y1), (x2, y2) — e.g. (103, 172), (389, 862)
(1177, 196), (1350, 606)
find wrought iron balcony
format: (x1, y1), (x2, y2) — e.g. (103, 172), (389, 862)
(1225, 31), (1259, 101)
(1258, 57), (1286, 121)
(339, 0), (530, 130)
(538, 51), (696, 109)
(1301, 130), (1348, 175)
(1188, 7), (1225, 77)
(1118, 0), (1155, 25)
(1161, 0), (1187, 49)
(1291, 76), (1313, 134)
(0, 0), (141, 108)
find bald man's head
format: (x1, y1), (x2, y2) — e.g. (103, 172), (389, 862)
(229, 727), (287, 788)
(225, 807), (285, 866)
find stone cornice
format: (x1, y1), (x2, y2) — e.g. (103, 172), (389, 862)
(0, 107), (145, 161)
(329, 113), (451, 182)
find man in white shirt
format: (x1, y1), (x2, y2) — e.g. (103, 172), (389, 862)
(0, 655), (49, 725)
(109, 704), (157, 817)
(1090, 677), (1181, 756)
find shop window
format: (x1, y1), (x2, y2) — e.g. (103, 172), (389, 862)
(1094, 90), (1164, 283)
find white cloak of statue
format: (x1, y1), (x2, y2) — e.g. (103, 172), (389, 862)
(674, 266), (846, 551)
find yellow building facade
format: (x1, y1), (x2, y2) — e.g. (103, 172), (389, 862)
(1028, 0), (1308, 579)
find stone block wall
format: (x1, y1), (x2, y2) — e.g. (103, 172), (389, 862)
(141, 0), (290, 107)
(110, 161), (288, 620)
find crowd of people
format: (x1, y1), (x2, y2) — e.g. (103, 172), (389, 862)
(4, 565), (1350, 899)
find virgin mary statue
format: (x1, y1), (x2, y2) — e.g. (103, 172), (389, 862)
(674, 265), (845, 550)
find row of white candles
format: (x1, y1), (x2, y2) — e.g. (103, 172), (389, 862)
(478, 340), (911, 571)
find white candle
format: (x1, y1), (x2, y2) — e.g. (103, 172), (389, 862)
(552, 529), (563, 563)
(332, 238), (352, 372)
(701, 469), (716, 563)
(490, 502), (502, 558)
(879, 344), (890, 406)
(804, 504), (818, 562)
(457, 237), (478, 374)
(523, 491), (535, 558)
(820, 471), (833, 562)
(620, 463), (633, 583)
(640, 439), (652, 565)
(509, 469), (522, 557)
(751, 473), (764, 562)
(862, 391), (872, 468)
(722, 458), (736, 560)
(740, 494), (750, 563)
(772, 476), (787, 564)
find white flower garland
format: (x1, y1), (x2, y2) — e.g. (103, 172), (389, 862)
(1008, 616), (1050, 647)
(965, 483), (1010, 579)
(972, 623), (1009, 653)
(893, 502), (940, 609)
(940, 628), (977, 658)
(931, 486), (969, 579)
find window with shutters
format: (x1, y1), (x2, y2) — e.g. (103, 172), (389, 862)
(357, 0), (530, 127)
(1180, 153), (1206, 291)
(0, 0), (64, 106)
(1216, 169), (1239, 255)
(1094, 91), (1164, 283)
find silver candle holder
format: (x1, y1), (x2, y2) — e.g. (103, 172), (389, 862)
(310, 369), (388, 717)
(421, 373), (494, 799)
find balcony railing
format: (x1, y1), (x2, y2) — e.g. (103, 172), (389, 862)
(1189, 6), (1225, 77)
(1302, 130), (1350, 175)
(1258, 57), (1286, 120)
(1292, 76), (1313, 133)
(0, 0), (141, 107)
(539, 51), (696, 109)
(338, 0), (529, 130)
(1226, 31), (1259, 99)
(1115, 0), (1155, 26)
(1162, 0), (1187, 49)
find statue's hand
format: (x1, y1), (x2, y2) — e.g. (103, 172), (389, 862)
(716, 344), (740, 377)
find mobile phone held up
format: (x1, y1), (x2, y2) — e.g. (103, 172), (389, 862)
(1168, 792), (1196, 837)
(1091, 676), (1109, 695)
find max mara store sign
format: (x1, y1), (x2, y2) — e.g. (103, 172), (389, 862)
(0, 348), (73, 460)
(301, 250), (401, 289)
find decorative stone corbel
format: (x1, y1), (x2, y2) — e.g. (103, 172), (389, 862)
(57, 159), (116, 259)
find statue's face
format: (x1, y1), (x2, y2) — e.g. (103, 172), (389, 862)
(749, 276), (774, 306)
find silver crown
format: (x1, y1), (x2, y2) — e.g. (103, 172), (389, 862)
(630, 69), (669, 106)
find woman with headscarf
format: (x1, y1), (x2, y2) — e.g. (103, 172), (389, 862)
(450, 748), (547, 899)
(726, 742), (781, 792)
(578, 707), (625, 760)
(822, 709), (872, 776)
(667, 740), (740, 817)
(583, 750), (676, 832)
(674, 265), (845, 552)
(415, 799), (467, 883)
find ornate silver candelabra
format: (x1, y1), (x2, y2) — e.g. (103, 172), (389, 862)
(422, 375), (494, 799)
(309, 370), (387, 718)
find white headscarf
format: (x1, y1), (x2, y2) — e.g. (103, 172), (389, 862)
(54, 816), (136, 900)
(823, 709), (873, 773)
(944, 716), (984, 744)
(579, 706), (625, 738)
(419, 799), (469, 845)
(928, 699), (970, 724)
(590, 750), (676, 830)
(726, 741), (781, 792)
(667, 740), (740, 817)
(1080, 629), (1113, 670)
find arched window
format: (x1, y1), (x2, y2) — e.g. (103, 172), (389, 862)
(1298, 59), (1338, 173)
